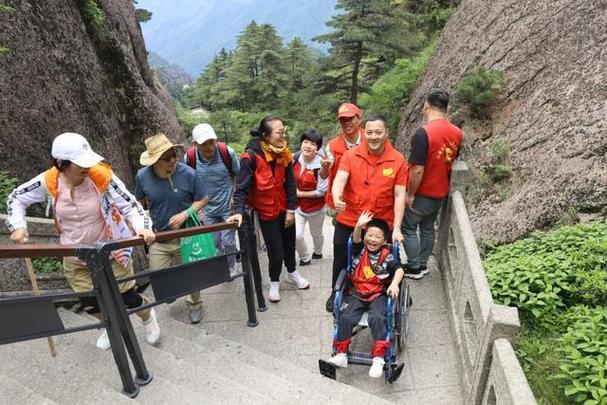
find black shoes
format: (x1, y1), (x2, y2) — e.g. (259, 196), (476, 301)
(325, 291), (335, 313)
(300, 259), (312, 266)
(404, 266), (429, 280)
(312, 253), (323, 259)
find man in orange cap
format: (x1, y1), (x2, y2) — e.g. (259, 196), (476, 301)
(321, 103), (366, 312)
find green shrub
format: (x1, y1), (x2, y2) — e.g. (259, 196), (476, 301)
(485, 223), (607, 323)
(452, 67), (505, 119)
(80, 0), (109, 41)
(556, 306), (607, 404)
(32, 257), (63, 274)
(0, 171), (17, 212)
(484, 164), (511, 182)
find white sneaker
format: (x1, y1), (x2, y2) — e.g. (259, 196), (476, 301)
(143, 308), (160, 346)
(327, 352), (348, 368)
(285, 271), (310, 289)
(369, 357), (385, 378)
(96, 330), (111, 351)
(268, 281), (281, 303)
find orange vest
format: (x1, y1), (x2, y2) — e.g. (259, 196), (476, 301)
(351, 246), (390, 302)
(326, 128), (364, 209)
(242, 152), (287, 221)
(293, 161), (324, 213)
(337, 142), (405, 229)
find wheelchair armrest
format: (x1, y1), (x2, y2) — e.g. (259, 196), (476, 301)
(334, 269), (348, 292)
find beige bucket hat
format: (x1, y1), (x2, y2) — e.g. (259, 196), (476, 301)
(139, 133), (183, 166)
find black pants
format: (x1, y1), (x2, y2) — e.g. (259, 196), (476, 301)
(332, 222), (354, 288)
(259, 213), (296, 282)
(337, 294), (388, 341)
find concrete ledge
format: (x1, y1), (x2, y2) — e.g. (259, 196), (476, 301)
(437, 165), (536, 404)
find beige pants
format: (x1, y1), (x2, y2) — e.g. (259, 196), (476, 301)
(148, 239), (202, 308)
(62, 258), (151, 322)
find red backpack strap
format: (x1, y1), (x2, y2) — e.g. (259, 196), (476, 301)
(186, 146), (197, 169)
(216, 142), (233, 176)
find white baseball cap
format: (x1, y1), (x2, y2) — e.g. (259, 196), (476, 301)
(51, 133), (104, 168)
(192, 123), (218, 144)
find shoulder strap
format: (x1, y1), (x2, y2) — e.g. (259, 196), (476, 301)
(186, 146), (197, 169)
(244, 148), (257, 172)
(293, 151), (301, 163)
(216, 142), (233, 176)
(44, 167), (60, 198)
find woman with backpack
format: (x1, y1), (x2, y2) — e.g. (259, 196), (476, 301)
(229, 115), (310, 303)
(293, 129), (327, 266)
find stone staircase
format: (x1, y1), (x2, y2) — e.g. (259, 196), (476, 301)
(0, 307), (391, 404)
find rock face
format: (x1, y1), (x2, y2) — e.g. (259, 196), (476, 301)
(397, 0), (607, 243)
(0, 0), (183, 187)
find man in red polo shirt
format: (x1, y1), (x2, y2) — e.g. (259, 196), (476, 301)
(403, 89), (463, 279)
(320, 103), (365, 312)
(327, 114), (407, 312)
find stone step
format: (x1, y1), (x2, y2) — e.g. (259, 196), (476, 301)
(56, 308), (264, 404)
(0, 373), (58, 405)
(0, 336), (134, 404)
(155, 308), (392, 404)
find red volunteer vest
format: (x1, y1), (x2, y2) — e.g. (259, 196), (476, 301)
(242, 152), (287, 221)
(337, 142), (405, 229)
(416, 119), (463, 199)
(351, 246), (391, 302)
(293, 161), (324, 213)
(326, 128), (364, 209)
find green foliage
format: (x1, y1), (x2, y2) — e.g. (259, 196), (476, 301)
(0, 171), (17, 212)
(175, 102), (207, 141)
(359, 42), (435, 135)
(80, 0), (109, 41)
(555, 307), (607, 404)
(32, 257), (63, 274)
(452, 67), (505, 119)
(484, 164), (511, 182)
(0, 4), (13, 53)
(485, 223), (607, 323)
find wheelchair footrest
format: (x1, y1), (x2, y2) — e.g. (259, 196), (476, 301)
(318, 359), (337, 380)
(348, 351), (373, 366)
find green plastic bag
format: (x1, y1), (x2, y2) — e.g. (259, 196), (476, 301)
(180, 210), (217, 263)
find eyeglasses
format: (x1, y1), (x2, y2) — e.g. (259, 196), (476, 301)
(160, 149), (177, 162)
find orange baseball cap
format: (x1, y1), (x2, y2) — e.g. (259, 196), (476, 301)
(336, 103), (361, 118)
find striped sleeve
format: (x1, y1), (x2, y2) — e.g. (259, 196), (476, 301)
(107, 174), (152, 232)
(5, 173), (49, 231)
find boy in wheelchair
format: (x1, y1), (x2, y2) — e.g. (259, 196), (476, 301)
(327, 211), (405, 378)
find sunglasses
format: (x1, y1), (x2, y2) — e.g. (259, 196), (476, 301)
(160, 149), (177, 162)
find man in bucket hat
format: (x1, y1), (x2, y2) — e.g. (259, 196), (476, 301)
(135, 133), (209, 324)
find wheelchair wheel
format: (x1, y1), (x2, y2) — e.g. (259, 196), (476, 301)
(396, 282), (411, 353)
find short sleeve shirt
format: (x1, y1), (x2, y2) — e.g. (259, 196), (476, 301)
(135, 163), (207, 232)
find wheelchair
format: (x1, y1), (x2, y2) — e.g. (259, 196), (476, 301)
(319, 237), (412, 383)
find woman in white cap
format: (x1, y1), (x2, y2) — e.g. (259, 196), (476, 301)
(6, 132), (159, 350)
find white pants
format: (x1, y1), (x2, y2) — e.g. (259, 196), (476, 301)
(295, 209), (325, 262)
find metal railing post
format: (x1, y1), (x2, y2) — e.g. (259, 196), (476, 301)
(237, 223), (259, 327)
(244, 210), (267, 311)
(96, 242), (153, 387)
(79, 247), (140, 398)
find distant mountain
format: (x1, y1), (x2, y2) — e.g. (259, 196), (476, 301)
(148, 52), (193, 101)
(137, 0), (337, 76)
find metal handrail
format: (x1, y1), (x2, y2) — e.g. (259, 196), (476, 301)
(0, 222), (238, 259)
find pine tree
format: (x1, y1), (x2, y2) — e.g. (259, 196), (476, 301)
(314, 0), (416, 103)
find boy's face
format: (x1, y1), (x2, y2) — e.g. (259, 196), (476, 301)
(364, 226), (386, 252)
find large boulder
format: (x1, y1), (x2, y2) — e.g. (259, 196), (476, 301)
(397, 0), (607, 243)
(0, 0), (183, 188)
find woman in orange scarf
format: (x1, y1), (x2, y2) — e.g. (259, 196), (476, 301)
(231, 116), (310, 302)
